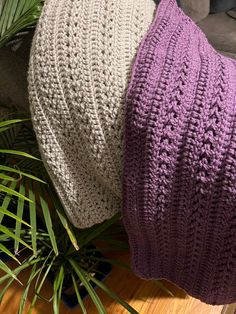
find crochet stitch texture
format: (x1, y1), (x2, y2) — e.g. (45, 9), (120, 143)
(28, 0), (155, 228)
(123, 0), (236, 305)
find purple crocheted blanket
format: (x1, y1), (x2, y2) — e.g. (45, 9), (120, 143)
(123, 0), (236, 305)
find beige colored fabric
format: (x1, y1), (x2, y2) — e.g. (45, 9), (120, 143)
(180, 0), (210, 22)
(28, 0), (155, 228)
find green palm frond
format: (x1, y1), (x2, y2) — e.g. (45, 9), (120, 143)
(0, 115), (47, 179)
(0, 119), (44, 261)
(0, 259), (22, 285)
(0, 165), (46, 183)
(0, 119), (29, 128)
(0, 0), (43, 48)
(0, 117), (37, 156)
(0, 121), (36, 153)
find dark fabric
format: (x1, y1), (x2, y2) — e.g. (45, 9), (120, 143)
(210, 0), (236, 13)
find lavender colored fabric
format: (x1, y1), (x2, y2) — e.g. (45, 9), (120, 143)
(123, 0), (236, 305)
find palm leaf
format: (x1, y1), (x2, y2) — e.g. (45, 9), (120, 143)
(86, 271), (138, 314)
(0, 243), (20, 264)
(0, 126), (11, 134)
(48, 186), (79, 250)
(0, 173), (18, 181)
(72, 274), (87, 314)
(0, 0), (43, 48)
(38, 188), (58, 255)
(0, 260), (22, 285)
(28, 181), (37, 256)
(53, 266), (64, 314)
(0, 149), (40, 160)
(18, 264), (41, 314)
(0, 119), (36, 154)
(0, 256), (44, 285)
(29, 257), (55, 314)
(0, 179), (17, 222)
(0, 119), (29, 129)
(0, 234), (10, 241)
(0, 225), (32, 251)
(14, 182), (26, 254)
(0, 206), (31, 227)
(0, 183), (32, 203)
(69, 259), (106, 314)
(0, 165), (46, 183)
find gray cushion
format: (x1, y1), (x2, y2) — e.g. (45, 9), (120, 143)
(198, 12), (236, 54)
(210, 0), (236, 13)
(180, 0), (210, 22)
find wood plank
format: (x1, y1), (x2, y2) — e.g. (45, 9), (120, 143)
(0, 252), (224, 314)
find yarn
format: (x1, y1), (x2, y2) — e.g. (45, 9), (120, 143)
(28, 0), (155, 228)
(123, 0), (236, 305)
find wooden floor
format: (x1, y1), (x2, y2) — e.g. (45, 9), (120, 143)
(0, 252), (225, 314)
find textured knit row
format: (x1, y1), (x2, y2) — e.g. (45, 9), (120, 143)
(28, 0), (236, 305)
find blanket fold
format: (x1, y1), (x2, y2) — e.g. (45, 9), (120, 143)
(123, 0), (236, 305)
(28, 0), (156, 228)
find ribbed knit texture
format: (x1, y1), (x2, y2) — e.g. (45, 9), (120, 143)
(28, 0), (155, 228)
(123, 0), (236, 305)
